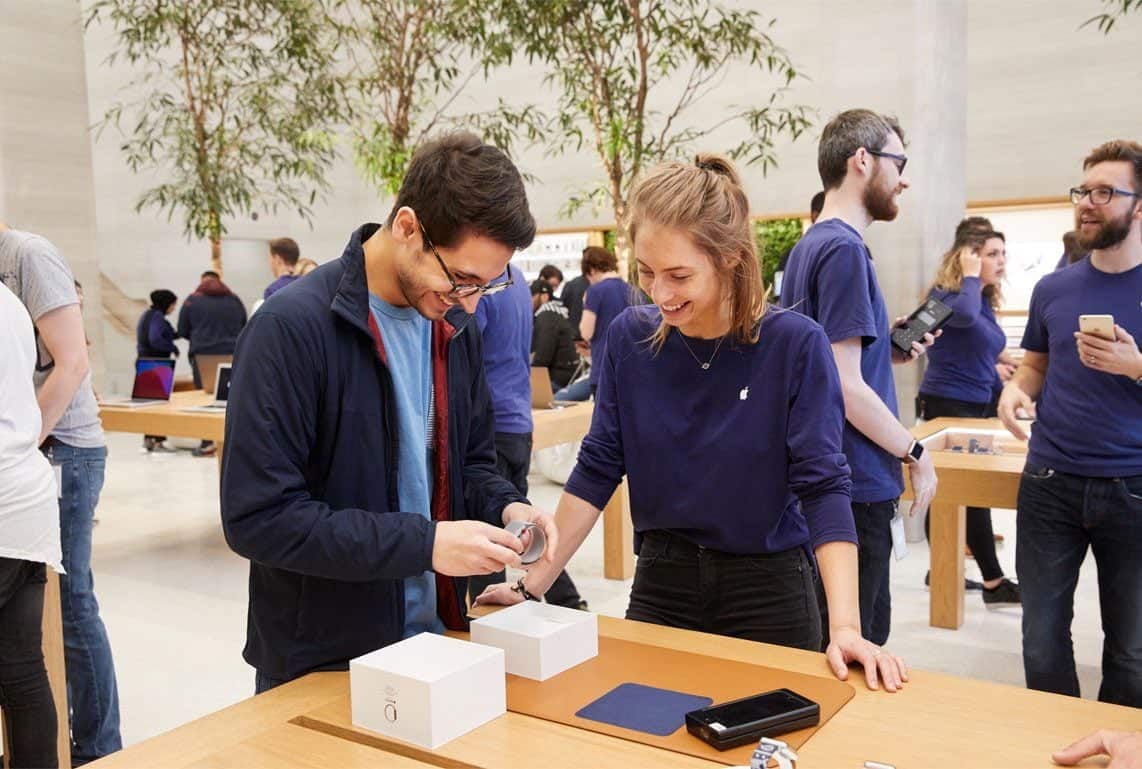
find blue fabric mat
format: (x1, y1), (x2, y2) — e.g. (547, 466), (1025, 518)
(575, 682), (713, 737)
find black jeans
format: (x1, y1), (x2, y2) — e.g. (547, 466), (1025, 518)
(916, 392), (1005, 581)
(624, 531), (821, 652)
(0, 559), (58, 769)
(467, 433), (584, 608)
(1016, 463), (1142, 706)
(853, 500), (896, 647)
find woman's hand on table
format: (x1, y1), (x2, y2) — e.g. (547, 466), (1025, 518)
(826, 625), (908, 692)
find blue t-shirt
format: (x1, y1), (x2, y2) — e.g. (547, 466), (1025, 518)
(264, 274), (299, 299)
(1021, 257), (1142, 477)
(564, 306), (856, 555)
(474, 264), (533, 435)
(368, 293), (445, 637)
(781, 218), (904, 503)
(920, 278), (1007, 404)
(584, 277), (633, 386)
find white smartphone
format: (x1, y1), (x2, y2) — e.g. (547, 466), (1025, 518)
(1079, 314), (1115, 341)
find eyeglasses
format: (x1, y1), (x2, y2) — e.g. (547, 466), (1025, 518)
(1069, 186), (1142, 206)
(418, 220), (513, 298)
(865, 148), (908, 174)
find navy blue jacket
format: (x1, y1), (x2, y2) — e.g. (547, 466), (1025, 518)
(136, 307), (178, 358)
(176, 280), (247, 356)
(220, 224), (527, 679)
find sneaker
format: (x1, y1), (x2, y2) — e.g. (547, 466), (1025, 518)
(193, 445), (217, 458)
(982, 578), (1021, 608)
(924, 571), (984, 591)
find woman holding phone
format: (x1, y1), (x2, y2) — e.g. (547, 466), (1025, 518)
(479, 154), (908, 692)
(916, 216), (1020, 606)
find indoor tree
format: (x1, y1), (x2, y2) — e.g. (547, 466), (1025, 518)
(87, 0), (342, 273)
(334, 0), (546, 197)
(469, 0), (813, 271)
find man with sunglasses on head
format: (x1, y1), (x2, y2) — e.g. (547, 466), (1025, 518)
(221, 132), (558, 693)
(999, 140), (1142, 707)
(782, 109), (937, 649)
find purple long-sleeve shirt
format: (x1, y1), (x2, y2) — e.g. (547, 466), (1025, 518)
(919, 277), (1007, 404)
(564, 305), (856, 555)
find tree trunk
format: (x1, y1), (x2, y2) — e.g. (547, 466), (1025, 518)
(210, 237), (223, 276)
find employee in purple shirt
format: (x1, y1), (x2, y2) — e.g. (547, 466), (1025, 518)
(781, 109), (937, 648)
(579, 247), (632, 396)
(999, 140), (1142, 707)
(480, 154), (909, 692)
(264, 237), (301, 299)
(917, 217), (1020, 607)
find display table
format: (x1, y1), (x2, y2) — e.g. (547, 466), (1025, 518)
(86, 616), (1141, 769)
(903, 417), (1026, 629)
(97, 397), (631, 579)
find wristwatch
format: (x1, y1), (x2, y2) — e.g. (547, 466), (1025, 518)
(902, 439), (925, 464)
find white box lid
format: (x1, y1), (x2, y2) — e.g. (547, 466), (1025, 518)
(470, 601), (592, 639)
(351, 633), (502, 683)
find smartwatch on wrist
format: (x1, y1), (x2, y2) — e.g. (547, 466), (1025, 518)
(902, 439), (924, 465)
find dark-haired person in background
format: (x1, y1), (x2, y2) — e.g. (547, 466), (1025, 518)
(538, 264), (563, 292)
(220, 132), (557, 694)
(917, 217), (1020, 607)
(530, 280), (580, 390)
(579, 246), (631, 398)
(177, 270), (246, 456)
(264, 237), (301, 298)
(999, 140), (1142, 707)
(559, 255), (590, 333)
(136, 289), (179, 452)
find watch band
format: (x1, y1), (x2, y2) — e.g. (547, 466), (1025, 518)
(510, 576), (539, 601)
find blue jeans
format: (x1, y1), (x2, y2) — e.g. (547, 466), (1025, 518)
(553, 377), (592, 402)
(1016, 463), (1142, 707)
(44, 440), (122, 761)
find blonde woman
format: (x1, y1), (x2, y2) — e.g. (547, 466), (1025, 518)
(480, 155), (908, 691)
(917, 217), (1020, 607)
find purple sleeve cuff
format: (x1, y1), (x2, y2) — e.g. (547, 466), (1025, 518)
(803, 491), (859, 550)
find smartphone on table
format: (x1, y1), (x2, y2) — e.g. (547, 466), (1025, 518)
(685, 688), (820, 750)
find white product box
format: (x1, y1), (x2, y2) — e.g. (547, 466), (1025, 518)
(349, 633), (505, 749)
(469, 601), (598, 681)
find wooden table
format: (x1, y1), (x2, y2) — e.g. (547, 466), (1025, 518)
(533, 404), (633, 580)
(86, 615), (1142, 769)
(903, 418), (1026, 629)
(98, 396), (634, 580)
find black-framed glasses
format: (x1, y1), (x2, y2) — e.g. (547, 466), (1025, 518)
(1069, 186), (1142, 206)
(418, 220), (513, 298)
(865, 148), (908, 174)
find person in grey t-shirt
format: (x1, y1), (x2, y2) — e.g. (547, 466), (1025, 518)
(0, 224), (122, 762)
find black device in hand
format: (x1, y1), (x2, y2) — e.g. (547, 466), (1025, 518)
(891, 296), (953, 355)
(685, 688), (820, 750)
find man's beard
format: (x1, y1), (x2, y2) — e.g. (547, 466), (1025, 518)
(1076, 207), (1134, 250)
(863, 167), (899, 222)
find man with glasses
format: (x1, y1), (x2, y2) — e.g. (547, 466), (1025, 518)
(782, 109), (937, 648)
(221, 132), (558, 693)
(999, 140), (1142, 707)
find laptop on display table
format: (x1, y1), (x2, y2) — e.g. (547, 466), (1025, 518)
(181, 363), (232, 412)
(101, 358), (176, 408)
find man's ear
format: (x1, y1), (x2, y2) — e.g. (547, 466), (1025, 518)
(390, 207), (419, 245)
